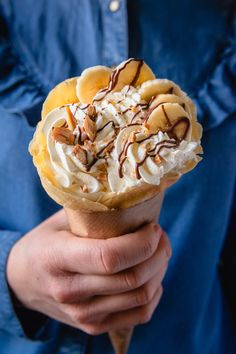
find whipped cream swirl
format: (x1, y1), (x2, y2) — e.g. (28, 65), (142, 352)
(42, 85), (200, 193)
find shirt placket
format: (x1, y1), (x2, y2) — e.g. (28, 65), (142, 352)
(99, 0), (128, 67)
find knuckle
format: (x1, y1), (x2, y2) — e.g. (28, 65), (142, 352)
(142, 238), (155, 259)
(70, 308), (84, 324)
(68, 275), (85, 301)
(66, 308), (78, 324)
(51, 283), (68, 303)
(73, 306), (92, 324)
(71, 310), (81, 324)
(135, 284), (153, 306)
(43, 246), (59, 273)
(139, 286), (163, 324)
(124, 268), (140, 290)
(99, 246), (121, 274)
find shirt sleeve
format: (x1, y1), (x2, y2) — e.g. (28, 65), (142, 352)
(0, 4), (48, 127)
(193, 9), (236, 131)
(0, 230), (53, 341)
(0, 6), (58, 342)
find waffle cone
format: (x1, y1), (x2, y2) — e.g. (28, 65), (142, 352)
(108, 327), (134, 354)
(64, 191), (164, 354)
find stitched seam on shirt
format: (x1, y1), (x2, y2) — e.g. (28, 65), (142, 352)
(100, 0), (128, 66)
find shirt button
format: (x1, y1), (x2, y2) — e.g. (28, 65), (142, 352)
(109, 0), (120, 12)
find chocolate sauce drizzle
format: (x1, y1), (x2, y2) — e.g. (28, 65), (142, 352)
(97, 120), (116, 133)
(124, 123), (143, 129)
(144, 102), (169, 123)
(145, 87), (174, 109)
(144, 100), (187, 126)
(122, 107), (130, 114)
(130, 108), (142, 123)
(118, 109), (190, 179)
(70, 103), (89, 117)
(82, 137), (116, 172)
(97, 137), (116, 158)
(74, 105), (79, 116)
(79, 104), (90, 111)
(167, 87), (174, 94)
(59, 60), (191, 184)
(166, 117), (190, 141)
(148, 139), (177, 154)
(162, 105), (171, 126)
(130, 60), (144, 86)
(117, 139), (136, 178)
(93, 59), (144, 102)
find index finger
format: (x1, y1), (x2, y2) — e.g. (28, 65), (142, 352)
(59, 223), (162, 275)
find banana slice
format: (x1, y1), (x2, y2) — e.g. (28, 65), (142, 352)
(150, 93), (185, 108)
(76, 66), (112, 103)
(147, 103), (192, 141)
(143, 80), (197, 123)
(128, 59), (156, 86)
(42, 77), (79, 119)
(149, 93), (195, 122)
(149, 93), (201, 142)
(110, 58), (155, 92)
(139, 79), (183, 102)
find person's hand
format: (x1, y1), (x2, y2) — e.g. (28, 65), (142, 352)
(7, 209), (171, 335)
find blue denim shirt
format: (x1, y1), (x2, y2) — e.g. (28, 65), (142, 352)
(0, 1), (236, 353)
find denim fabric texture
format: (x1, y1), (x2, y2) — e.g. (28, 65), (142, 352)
(0, 0), (235, 353)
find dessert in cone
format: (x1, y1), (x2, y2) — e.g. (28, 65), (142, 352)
(29, 58), (203, 354)
(65, 191), (164, 354)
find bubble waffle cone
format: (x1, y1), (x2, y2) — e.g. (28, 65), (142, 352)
(29, 58), (203, 354)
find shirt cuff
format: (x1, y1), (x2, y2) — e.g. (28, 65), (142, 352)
(0, 230), (53, 341)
